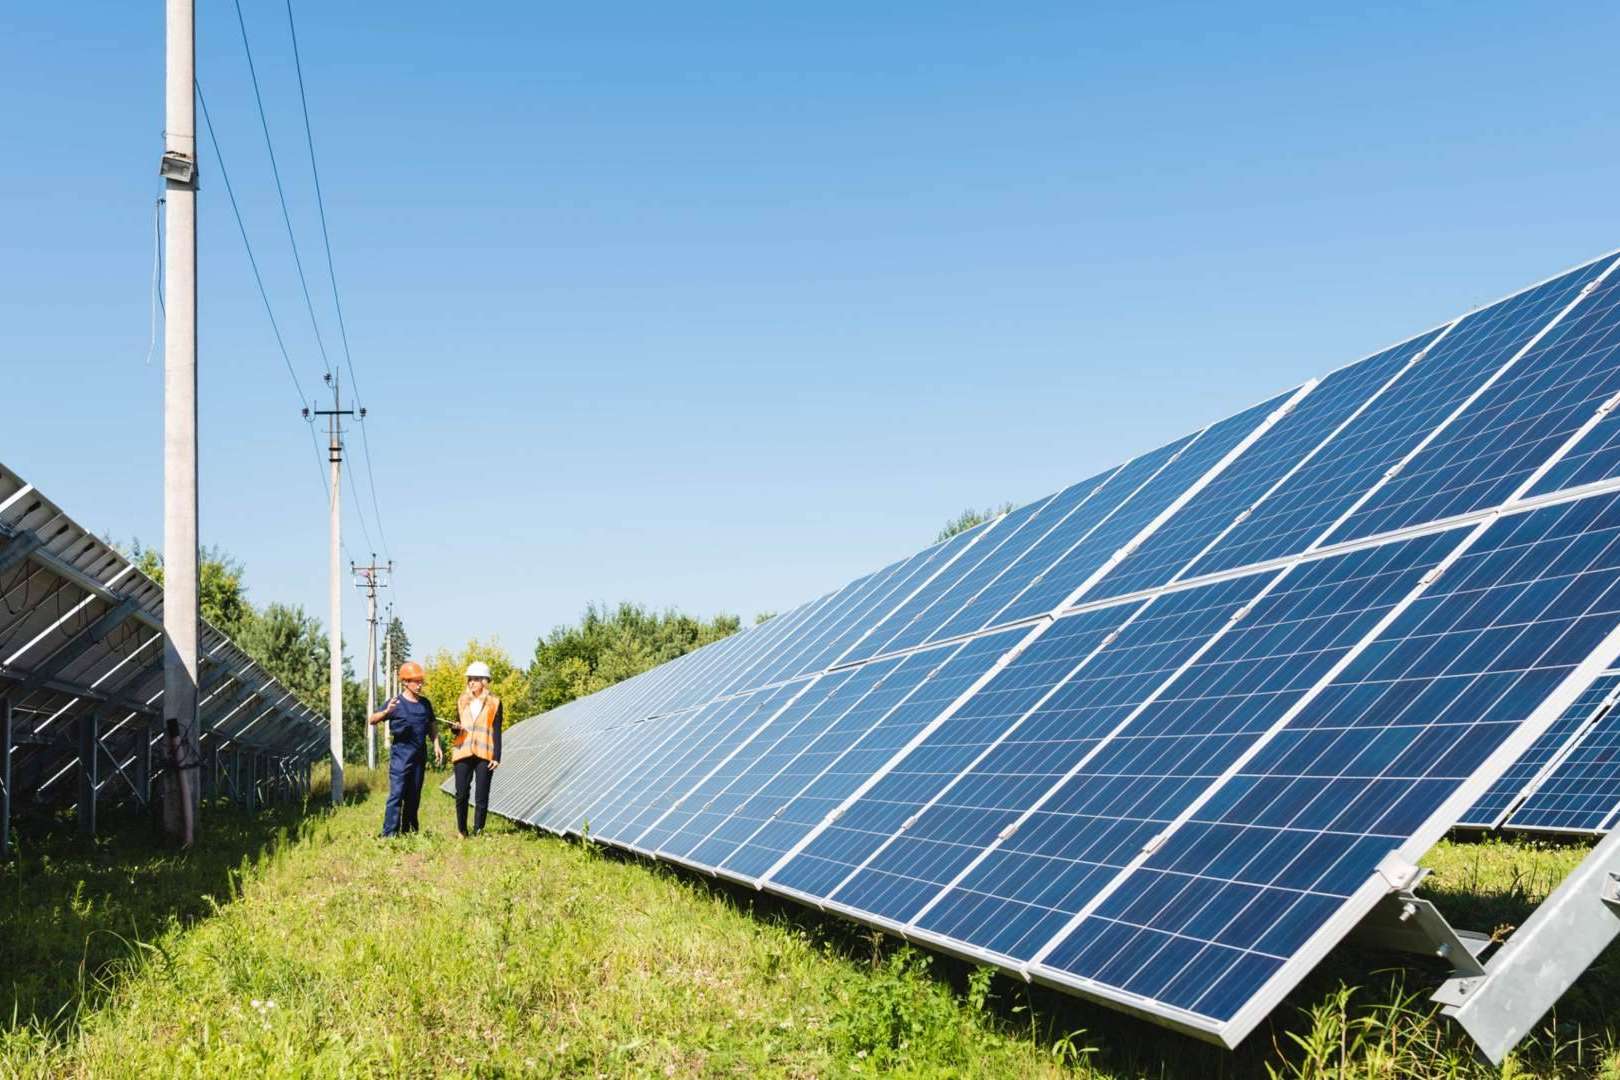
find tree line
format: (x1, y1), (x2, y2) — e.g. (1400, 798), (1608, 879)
(132, 507), (993, 752)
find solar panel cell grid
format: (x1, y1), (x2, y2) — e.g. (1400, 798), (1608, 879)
(1091, 332), (1436, 601)
(1037, 491), (1620, 1025)
(1459, 671), (1620, 828)
(650, 671), (856, 858)
(988, 389), (1300, 630)
(771, 603), (1147, 902)
(1507, 674), (1620, 833)
(1184, 256), (1614, 579)
(918, 438), (1190, 646)
(1327, 256), (1619, 543)
(829, 573), (1273, 927)
(722, 628), (1028, 880)
(912, 529), (1457, 962)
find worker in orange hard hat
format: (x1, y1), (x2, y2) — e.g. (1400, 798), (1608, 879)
(369, 659), (442, 836)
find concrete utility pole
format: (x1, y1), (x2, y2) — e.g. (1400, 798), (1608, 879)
(351, 557), (391, 768)
(307, 374), (357, 804)
(381, 601), (393, 754)
(160, 0), (201, 846)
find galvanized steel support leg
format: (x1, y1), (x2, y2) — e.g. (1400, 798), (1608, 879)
(1, 698), (11, 858)
(135, 722), (152, 807)
(1436, 825), (1620, 1064)
(78, 710), (98, 837)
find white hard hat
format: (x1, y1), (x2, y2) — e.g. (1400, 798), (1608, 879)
(465, 661), (492, 680)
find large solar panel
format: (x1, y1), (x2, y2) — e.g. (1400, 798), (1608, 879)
(0, 463), (324, 839)
(468, 248), (1620, 1049)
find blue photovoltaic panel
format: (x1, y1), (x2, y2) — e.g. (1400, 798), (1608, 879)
(751, 520), (1001, 690)
(1183, 256), (1614, 579)
(1524, 265), (1620, 496)
(986, 390), (1298, 630)
(719, 628), (1027, 879)
(913, 530), (1456, 962)
(683, 653), (935, 872)
(604, 680), (810, 847)
(917, 439), (1191, 646)
(1507, 675), (1620, 833)
(838, 493), (1069, 665)
(1090, 333), (1435, 601)
(474, 250), (1620, 1046)
(770, 603), (1147, 902)
(827, 573), (1271, 927)
(1459, 672), (1620, 828)
(575, 691), (775, 840)
(717, 568), (908, 696)
(1037, 492), (1620, 1026)
(652, 671), (857, 859)
(1334, 257), (1620, 542)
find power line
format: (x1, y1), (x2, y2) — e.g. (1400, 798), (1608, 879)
(198, 80), (360, 565)
(196, 82), (310, 407)
(283, 0), (394, 566)
(230, 0), (332, 382)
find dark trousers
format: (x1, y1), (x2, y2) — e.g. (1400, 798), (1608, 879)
(382, 746), (426, 836)
(454, 756), (493, 835)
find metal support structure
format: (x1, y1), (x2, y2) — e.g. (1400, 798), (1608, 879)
(78, 710), (98, 837)
(351, 559), (390, 769)
(134, 722), (152, 807)
(1, 697), (11, 857)
(162, 0), (201, 849)
(1348, 887), (1490, 978)
(1435, 825), (1620, 1064)
(308, 378), (357, 804)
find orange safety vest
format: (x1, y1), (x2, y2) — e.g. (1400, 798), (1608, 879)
(452, 691), (502, 762)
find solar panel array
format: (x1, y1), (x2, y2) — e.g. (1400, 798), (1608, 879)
(0, 462), (325, 836)
(472, 248), (1620, 1047)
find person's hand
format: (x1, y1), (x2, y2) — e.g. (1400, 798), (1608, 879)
(488, 759), (499, 771)
(386, 695), (400, 717)
(433, 742), (444, 767)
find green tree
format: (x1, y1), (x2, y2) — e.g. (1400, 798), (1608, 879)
(528, 602), (742, 714)
(130, 542), (253, 638)
(935, 502), (1013, 544)
(754, 611), (777, 625)
(384, 616), (411, 668)
(419, 639), (531, 754)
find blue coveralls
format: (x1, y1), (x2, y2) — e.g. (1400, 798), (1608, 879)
(382, 695), (435, 836)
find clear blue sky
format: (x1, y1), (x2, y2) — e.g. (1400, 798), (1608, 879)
(4, 2), (1619, 663)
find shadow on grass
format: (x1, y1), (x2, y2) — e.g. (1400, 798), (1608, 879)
(0, 773), (374, 1035)
(545, 828), (1620, 1078)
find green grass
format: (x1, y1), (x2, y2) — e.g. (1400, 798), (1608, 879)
(2, 775), (1618, 1078)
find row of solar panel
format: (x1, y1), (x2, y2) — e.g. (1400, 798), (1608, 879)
(487, 489), (1620, 1040)
(506, 247), (1620, 747)
(0, 464), (326, 817)
(474, 247), (1620, 1044)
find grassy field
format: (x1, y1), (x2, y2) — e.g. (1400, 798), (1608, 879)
(2, 770), (1618, 1078)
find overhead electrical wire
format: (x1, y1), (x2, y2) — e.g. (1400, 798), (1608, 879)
(197, 79), (359, 567)
(230, 0), (333, 382)
(283, 0), (396, 569)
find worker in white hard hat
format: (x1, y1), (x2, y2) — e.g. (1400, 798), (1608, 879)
(449, 660), (504, 836)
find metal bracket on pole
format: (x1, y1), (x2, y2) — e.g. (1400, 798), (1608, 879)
(1348, 889), (1490, 978)
(1433, 824), (1620, 1065)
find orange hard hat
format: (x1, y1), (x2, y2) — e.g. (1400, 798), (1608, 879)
(398, 661), (426, 682)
